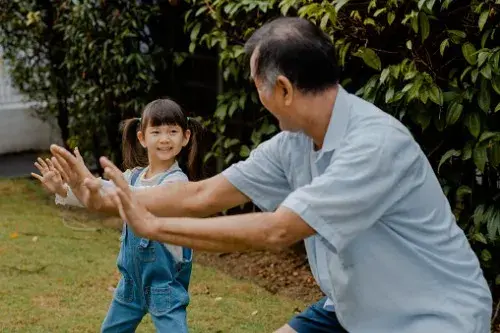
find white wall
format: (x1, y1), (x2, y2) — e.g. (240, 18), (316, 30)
(0, 58), (62, 155)
(0, 104), (62, 155)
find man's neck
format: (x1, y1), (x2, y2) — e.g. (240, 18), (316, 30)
(300, 85), (338, 150)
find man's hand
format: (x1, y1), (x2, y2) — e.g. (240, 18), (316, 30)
(31, 157), (67, 197)
(100, 156), (157, 237)
(49, 145), (93, 189)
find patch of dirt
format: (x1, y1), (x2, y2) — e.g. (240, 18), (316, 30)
(194, 249), (323, 304)
(196, 250), (500, 332)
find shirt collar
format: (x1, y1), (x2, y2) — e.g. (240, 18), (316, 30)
(316, 85), (350, 157)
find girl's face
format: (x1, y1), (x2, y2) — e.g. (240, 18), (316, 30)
(137, 123), (190, 166)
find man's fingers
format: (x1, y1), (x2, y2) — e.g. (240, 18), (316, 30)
(51, 157), (70, 183)
(50, 144), (79, 170)
(107, 189), (126, 220)
(31, 172), (43, 182)
(116, 187), (133, 210)
(100, 157), (129, 193)
(83, 177), (101, 192)
(74, 147), (84, 162)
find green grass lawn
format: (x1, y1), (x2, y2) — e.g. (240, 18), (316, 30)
(0, 179), (307, 332)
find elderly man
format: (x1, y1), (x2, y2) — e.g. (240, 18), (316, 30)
(52, 17), (492, 333)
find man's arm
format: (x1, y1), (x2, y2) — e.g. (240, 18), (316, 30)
(97, 156), (250, 218)
(108, 178), (315, 252)
(134, 174), (251, 218)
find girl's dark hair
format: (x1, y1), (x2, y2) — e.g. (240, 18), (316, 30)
(121, 98), (205, 181)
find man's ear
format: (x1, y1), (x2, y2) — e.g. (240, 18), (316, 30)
(137, 131), (147, 148)
(276, 75), (294, 106)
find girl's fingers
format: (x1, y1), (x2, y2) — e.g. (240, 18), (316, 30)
(31, 172), (43, 182)
(37, 157), (48, 171)
(34, 162), (44, 173)
(45, 158), (54, 168)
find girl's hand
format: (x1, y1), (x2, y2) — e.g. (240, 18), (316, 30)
(31, 157), (67, 197)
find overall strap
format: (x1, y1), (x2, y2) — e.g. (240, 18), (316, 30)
(122, 167), (144, 236)
(129, 167), (144, 186)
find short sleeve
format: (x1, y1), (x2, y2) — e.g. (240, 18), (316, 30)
(222, 132), (292, 212)
(281, 127), (419, 252)
(160, 170), (189, 184)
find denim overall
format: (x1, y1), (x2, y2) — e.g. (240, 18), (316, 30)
(101, 168), (193, 333)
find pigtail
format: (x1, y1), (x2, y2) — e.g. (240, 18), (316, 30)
(184, 117), (206, 181)
(121, 118), (148, 170)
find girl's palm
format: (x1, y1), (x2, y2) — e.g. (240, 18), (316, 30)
(32, 158), (66, 196)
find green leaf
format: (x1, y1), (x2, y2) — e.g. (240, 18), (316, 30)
(477, 52), (489, 67)
(456, 185), (472, 200)
(438, 149), (461, 172)
(239, 145), (250, 158)
(190, 22), (201, 41)
(478, 10), (489, 31)
(461, 43), (477, 65)
(481, 249), (492, 262)
(406, 40), (412, 50)
(496, 275), (500, 286)
(480, 64), (492, 79)
(419, 12), (430, 42)
(495, 102), (500, 113)
(473, 145), (488, 172)
(489, 142), (500, 167)
(223, 138), (239, 149)
(387, 11), (395, 25)
(214, 104), (228, 119)
(224, 152), (235, 165)
(429, 85), (443, 105)
(471, 69), (479, 83)
(462, 140), (473, 160)
(478, 79), (490, 112)
(411, 15), (419, 33)
(440, 39), (449, 56)
(385, 86), (395, 103)
(473, 233), (488, 244)
(446, 102), (463, 125)
(491, 76), (500, 95)
(474, 205), (485, 226)
(465, 113), (481, 138)
(380, 68), (390, 83)
(356, 48), (381, 71)
(478, 131), (500, 144)
(374, 8), (387, 17)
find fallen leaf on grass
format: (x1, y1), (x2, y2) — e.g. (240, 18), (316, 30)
(9, 232), (19, 239)
(32, 236), (38, 242)
(214, 297), (222, 302)
(251, 310), (258, 316)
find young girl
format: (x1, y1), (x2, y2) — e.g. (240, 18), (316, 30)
(32, 98), (205, 333)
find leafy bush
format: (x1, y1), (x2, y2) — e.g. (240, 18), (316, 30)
(0, 0), (180, 167)
(184, 0), (500, 308)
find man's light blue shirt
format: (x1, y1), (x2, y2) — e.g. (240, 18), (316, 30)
(222, 85), (492, 332)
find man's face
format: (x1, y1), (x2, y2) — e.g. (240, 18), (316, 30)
(250, 51), (301, 132)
